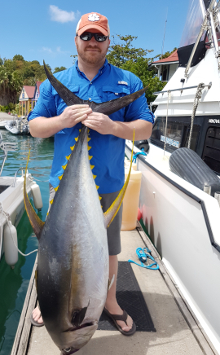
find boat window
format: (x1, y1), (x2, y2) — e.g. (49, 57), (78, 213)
(180, 0), (205, 48)
(151, 117), (200, 153)
(181, 124), (200, 151)
(202, 126), (220, 174)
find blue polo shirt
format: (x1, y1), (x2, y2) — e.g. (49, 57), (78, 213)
(28, 60), (154, 194)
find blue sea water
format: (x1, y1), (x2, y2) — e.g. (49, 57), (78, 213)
(0, 129), (54, 355)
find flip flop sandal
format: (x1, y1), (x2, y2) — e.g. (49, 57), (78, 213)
(30, 312), (45, 327)
(104, 308), (136, 336)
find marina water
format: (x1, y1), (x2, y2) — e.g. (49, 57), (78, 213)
(0, 129), (54, 355)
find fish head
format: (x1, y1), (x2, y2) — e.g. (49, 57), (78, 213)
(58, 322), (98, 354)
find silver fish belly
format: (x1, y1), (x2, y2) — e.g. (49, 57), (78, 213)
(37, 127), (109, 353)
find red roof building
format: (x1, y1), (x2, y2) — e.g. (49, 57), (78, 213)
(152, 50), (179, 82)
(19, 82), (42, 117)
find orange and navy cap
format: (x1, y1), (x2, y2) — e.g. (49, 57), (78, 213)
(76, 12), (110, 36)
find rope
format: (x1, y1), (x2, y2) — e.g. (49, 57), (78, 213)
(132, 151), (147, 163)
(188, 83), (205, 149)
(0, 203), (38, 257)
(128, 247), (159, 270)
(164, 90), (171, 156)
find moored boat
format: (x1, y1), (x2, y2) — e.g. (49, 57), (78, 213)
(126, 0), (220, 353)
(5, 117), (29, 135)
(0, 132), (42, 266)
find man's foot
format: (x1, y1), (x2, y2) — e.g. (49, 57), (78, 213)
(31, 306), (44, 327)
(104, 304), (136, 335)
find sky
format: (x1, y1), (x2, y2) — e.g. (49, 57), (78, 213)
(0, 0), (190, 71)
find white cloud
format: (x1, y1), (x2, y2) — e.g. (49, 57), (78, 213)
(42, 47), (53, 53)
(49, 5), (79, 23)
(40, 47), (70, 56)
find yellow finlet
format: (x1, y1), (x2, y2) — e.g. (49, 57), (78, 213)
(90, 165), (95, 170)
(70, 145), (75, 151)
(75, 137), (78, 142)
(54, 186), (59, 192)
(93, 174), (97, 179)
(62, 164), (67, 170)
(89, 155), (93, 160)
(50, 199), (54, 205)
(58, 175), (63, 181)
(88, 146), (91, 151)
(99, 196), (102, 201)
(87, 137), (91, 142)
(66, 154), (71, 160)
(96, 185), (99, 190)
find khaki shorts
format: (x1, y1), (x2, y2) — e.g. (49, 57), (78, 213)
(48, 184), (122, 256)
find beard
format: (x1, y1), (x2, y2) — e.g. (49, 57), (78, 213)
(76, 43), (108, 65)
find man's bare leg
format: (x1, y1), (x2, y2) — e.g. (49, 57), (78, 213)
(105, 255), (133, 332)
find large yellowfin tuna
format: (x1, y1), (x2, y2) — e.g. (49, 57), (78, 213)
(24, 63), (147, 354)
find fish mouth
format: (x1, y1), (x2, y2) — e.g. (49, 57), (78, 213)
(61, 348), (79, 354)
(63, 321), (95, 332)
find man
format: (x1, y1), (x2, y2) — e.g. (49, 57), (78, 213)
(29, 12), (154, 335)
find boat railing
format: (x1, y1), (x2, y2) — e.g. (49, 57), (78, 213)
(0, 133), (17, 176)
(153, 82), (212, 96)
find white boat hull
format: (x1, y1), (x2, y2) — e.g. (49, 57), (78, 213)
(125, 141), (220, 353)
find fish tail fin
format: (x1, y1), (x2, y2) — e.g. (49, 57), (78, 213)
(24, 150), (45, 239)
(104, 131), (135, 228)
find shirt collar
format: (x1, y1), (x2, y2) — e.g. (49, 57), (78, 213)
(75, 59), (109, 76)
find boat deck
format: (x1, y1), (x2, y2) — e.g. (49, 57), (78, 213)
(11, 225), (217, 355)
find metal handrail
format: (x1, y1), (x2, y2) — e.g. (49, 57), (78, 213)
(0, 133), (17, 177)
(153, 82), (212, 96)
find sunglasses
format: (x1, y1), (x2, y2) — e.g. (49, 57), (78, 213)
(77, 32), (109, 42)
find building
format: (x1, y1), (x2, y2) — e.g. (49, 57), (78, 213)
(152, 50), (179, 82)
(19, 81), (42, 117)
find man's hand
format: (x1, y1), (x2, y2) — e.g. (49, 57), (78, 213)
(82, 112), (114, 135)
(60, 104), (92, 129)
(29, 104), (93, 138)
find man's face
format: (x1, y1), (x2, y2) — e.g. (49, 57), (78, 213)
(75, 29), (110, 66)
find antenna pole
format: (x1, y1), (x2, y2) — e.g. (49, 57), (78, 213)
(161, 8), (168, 56)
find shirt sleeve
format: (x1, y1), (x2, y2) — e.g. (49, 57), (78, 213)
(124, 75), (154, 124)
(28, 80), (56, 121)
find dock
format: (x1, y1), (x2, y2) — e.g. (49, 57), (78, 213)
(11, 225), (218, 355)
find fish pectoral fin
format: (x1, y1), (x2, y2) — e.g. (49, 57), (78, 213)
(71, 303), (89, 327)
(108, 274), (115, 290)
(24, 151), (45, 239)
(104, 130), (135, 228)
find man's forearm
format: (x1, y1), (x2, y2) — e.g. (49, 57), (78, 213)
(111, 119), (152, 141)
(29, 116), (63, 138)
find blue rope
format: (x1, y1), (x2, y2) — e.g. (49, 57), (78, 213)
(128, 247), (159, 270)
(132, 151), (147, 163)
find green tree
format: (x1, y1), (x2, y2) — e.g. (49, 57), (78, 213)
(0, 64), (23, 105)
(106, 35), (153, 67)
(13, 54), (25, 62)
(106, 34), (165, 103)
(53, 66), (67, 73)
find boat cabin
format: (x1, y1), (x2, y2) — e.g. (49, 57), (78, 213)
(151, 0), (220, 176)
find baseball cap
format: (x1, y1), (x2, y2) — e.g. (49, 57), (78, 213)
(76, 12), (110, 36)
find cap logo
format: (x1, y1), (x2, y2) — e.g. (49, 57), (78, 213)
(88, 13), (100, 22)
